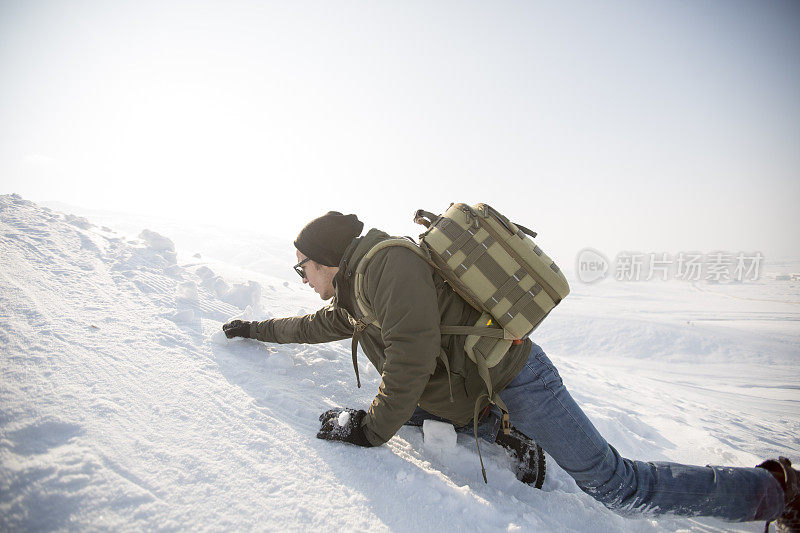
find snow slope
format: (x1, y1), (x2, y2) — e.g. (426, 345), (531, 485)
(1, 194), (798, 532)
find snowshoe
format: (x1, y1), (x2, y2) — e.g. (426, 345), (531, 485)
(495, 426), (546, 489)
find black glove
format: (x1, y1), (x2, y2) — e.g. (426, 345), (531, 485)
(222, 319), (252, 339)
(317, 408), (373, 447)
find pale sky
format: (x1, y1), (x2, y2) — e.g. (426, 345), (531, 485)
(1, 0), (799, 261)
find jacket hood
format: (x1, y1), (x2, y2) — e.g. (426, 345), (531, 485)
(332, 228), (392, 319)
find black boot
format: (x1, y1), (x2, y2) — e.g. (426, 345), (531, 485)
(758, 456), (799, 533)
(495, 426), (546, 489)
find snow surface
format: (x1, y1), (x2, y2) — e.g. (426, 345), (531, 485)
(1, 194), (798, 532)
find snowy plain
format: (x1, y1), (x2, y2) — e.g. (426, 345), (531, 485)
(1, 194), (798, 532)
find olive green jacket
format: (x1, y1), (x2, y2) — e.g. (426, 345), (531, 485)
(251, 229), (531, 446)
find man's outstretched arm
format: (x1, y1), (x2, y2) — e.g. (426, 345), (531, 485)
(223, 304), (354, 344)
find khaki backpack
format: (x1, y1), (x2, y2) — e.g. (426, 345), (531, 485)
(352, 203), (569, 481)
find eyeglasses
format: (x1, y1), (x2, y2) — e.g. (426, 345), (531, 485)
(293, 257), (311, 279)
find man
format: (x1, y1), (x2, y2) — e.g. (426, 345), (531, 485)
(223, 211), (798, 531)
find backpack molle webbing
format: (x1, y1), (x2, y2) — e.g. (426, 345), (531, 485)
(416, 203), (569, 346)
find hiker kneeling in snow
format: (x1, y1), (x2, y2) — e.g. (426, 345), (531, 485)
(223, 211), (798, 531)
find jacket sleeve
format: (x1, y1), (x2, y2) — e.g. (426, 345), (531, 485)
(361, 247), (440, 445)
(251, 304), (354, 344)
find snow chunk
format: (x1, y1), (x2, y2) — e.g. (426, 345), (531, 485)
(176, 281), (199, 301)
(197, 270), (259, 309)
(423, 420), (457, 450)
(139, 229), (175, 252)
(210, 329), (229, 345)
(337, 411), (351, 427)
(212, 278), (230, 298)
(195, 266), (215, 280)
(139, 229), (177, 264)
(228, 305), (256, 322)
(165, 264), (183, 277)
(199, 271), (228, 296)
(223, 281), (261, 309)
(64, 213), (94, 229)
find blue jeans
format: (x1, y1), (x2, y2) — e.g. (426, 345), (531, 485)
(407, 343), (786, 522)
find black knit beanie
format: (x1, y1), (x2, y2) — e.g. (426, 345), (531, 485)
(294, 211), (364, 267)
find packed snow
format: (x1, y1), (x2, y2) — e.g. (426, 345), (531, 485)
(423, 421), (458, 451)
(1, 194), (798, 532)
(337, 411), (352, 428)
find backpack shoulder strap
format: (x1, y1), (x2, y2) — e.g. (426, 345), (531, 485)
(349, 238), (435, 389)
(353, 237), (434, 328)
